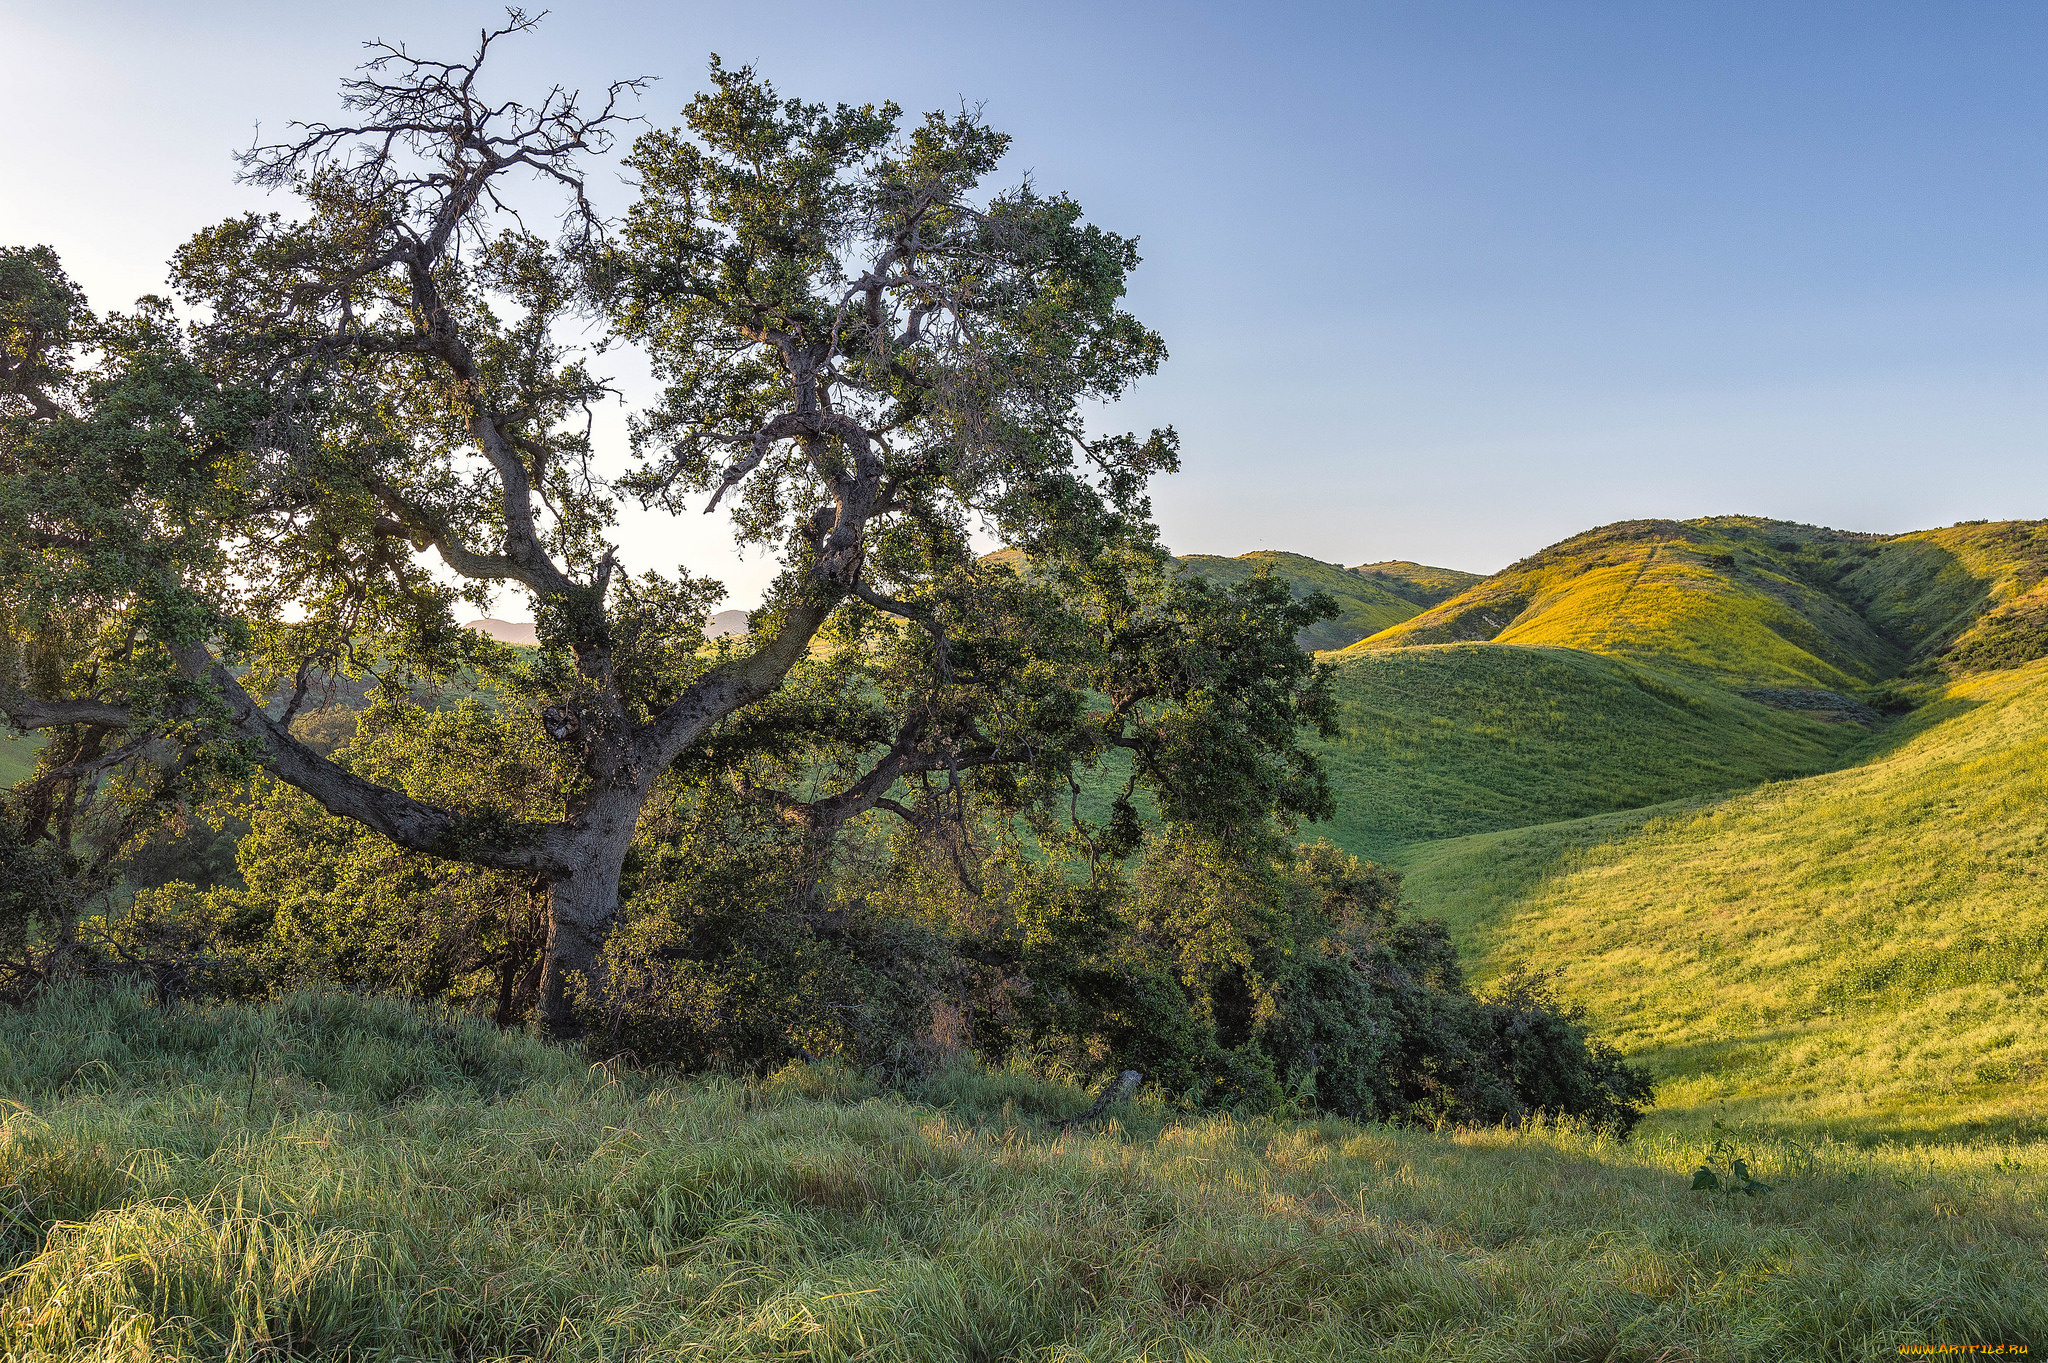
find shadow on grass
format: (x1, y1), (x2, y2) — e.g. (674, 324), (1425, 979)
(1392, 791), (1737, 952)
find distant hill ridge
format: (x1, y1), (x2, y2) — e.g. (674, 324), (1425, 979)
(467, 517), (2048, 685)
(462, 610), (749, 647)
(1342, 515), (2048, 687)
(1172, 551), (1479, 651)
(984, 546), (1483, 652)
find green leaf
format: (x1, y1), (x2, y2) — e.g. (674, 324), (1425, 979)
(1690, 1167), (1719, 1191)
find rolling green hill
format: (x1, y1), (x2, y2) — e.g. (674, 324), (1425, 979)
(1295, 515), (2048, 1144)
(1303, 645), (1870, 861)
(1396, 657), (2048, 1143)
(1346, 518), (1908, 688)
(1832, 519), (2048, 673)
(1174, 551), (1456, 651)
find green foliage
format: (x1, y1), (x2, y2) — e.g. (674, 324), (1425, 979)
(211, 702), (567, 1023)
(843, 826), (1650, 1134)
(1691, 1122), (1775, 1196)
(592, 787), (961, 1076)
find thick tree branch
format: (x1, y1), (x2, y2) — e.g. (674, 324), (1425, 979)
(2, 697), (134, 730)
(162, 642), (572, 875)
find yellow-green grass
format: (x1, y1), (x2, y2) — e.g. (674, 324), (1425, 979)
(1302, 644), (1870, 862)
(1395, 658), (2048, 1145)
(1176, 550), (1429, 651)
(1, 987), (2041, 1361)
(1350, 517), (1913, 688)
(1840, 519), (2048, 671)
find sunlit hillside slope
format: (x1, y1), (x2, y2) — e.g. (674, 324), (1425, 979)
(1397, 658), (2048, 1143)
(1833, 519), (2048, 673)
(1304, 646), (1869, 861)
(1346, 518), (1908, 688)
(1175, 551), (1453, 651)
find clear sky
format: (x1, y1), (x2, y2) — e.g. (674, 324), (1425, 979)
(4, 0), (2044, 609)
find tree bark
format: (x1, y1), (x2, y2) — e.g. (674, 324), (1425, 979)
(533, 784), (644, 1038)
(536, 861), (622, 1039)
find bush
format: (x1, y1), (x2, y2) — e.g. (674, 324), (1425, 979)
(75, 748), (1651, 1137)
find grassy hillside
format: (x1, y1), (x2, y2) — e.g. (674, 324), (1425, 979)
(1175, 551), (1438, 651)
(1396, 657), (2048, 1144)
(1304, 644), (1870, 861)
(1834, 519), (2048, 673)
(1348, 560), (1484, 608)
(0, 987), (2039, 1361)
(1350, 518), (1911, 688)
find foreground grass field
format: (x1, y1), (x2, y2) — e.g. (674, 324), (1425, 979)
(1, 988), (2041, 1361)
(1396, 658), (2048, 1146)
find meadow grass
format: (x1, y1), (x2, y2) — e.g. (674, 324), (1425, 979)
(0, 986), (2041, 1361)
(1301, 645), (1867, 861)
(1395, 658), (2048, 1145)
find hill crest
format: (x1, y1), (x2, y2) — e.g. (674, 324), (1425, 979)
(1342, 516), (2048, 689)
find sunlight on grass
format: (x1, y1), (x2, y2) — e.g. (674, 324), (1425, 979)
(1400, 659), (2048, 1144)
(0, 988), (2040, 1360)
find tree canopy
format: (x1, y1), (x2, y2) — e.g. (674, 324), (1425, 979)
(1, 16), (1337, 1037)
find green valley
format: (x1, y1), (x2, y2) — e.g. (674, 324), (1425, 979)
(6, 18), (2041, 1354)
(1287, 514), (2048, 1148)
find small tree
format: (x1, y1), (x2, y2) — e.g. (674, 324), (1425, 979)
(1, 16), (1334, 1035)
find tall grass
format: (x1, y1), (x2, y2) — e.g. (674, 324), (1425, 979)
(0, 987), (2041, 1360)
(1399, 658), (2048, 1143)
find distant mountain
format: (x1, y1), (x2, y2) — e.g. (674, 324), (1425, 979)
(1347, 560), (1484, 609)
(465, 610), (753, 645)
(1174, 551), (1477, 652)
(462, 618), (538, 646)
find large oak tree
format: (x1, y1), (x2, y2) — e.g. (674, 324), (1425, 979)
(1, 16), (1335, 1035)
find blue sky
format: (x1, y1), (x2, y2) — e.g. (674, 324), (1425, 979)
(4, 0), (2044, 606)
